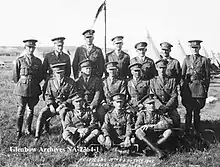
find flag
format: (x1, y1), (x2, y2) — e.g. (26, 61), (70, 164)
(145, 29), (161, 62)
(92, 1), (106, 27)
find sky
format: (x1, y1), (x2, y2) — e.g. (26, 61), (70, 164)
(1, 0), (220, 54)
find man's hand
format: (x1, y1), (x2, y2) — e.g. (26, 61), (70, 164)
(159, 105), (168, 113)
(105, 136), (112, 148)
(56, 104), (65, 113)
(77, 128), (89, 137)
(123, 137), (131, 148)
(141, 124), (154, 131)
(49, 105), (56, 114)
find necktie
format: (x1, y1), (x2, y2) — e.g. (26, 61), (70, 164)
(57, 79), (60, 87)
(161, 77), (165, 85)
(58, 53), (61, 59)
(26, 56), (32, 66)
(85, 77), (89, 83)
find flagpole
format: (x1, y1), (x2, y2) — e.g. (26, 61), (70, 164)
(104, 1), (107, 59)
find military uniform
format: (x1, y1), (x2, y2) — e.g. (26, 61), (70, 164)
(106, 36), (131, 79)
(106, 51), (131, 79)
(63, 107), (99, 146)
(97, 93), (134, 149)
(127, 78), (149, 104)
(43, 51), (71, 79)
(35, 63), (76, 140)
(135, 96), (171, 159)
(76, 59), (104, 124)
(102, 61), (127, 105)
(160, 42), (182, 84)
(42, 37), (71, 80)
(150, 60), (180, 127)
(181, 40), (210, 134)
(102, 77), (127, 104)
(135, 108), (173, 131)
(162, 57), (181, 84)
(101, 108), (132, 143)
(77, 75), (103, 109)
(12, 39), (43, 139)
(130, 42), (157, 80)
(130, 56), (157, 81)
(72, 29), (105, 79)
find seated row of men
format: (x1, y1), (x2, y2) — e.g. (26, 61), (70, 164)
(30, 58), (180, 159)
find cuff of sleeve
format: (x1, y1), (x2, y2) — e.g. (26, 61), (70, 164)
(46, 100), (54, 106)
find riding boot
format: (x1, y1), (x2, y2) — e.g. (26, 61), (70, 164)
(44, 120), (50, 134)
(25, 111), (33, 135)
(157, 129), (172, 145)
(16, 116), (24, 140)
(142, 136), (165, 159)
(194, 109), (201, 135)
(185, 108), (193, 134)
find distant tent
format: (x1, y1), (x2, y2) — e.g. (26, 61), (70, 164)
(172, 40), (187, 66)
(201, 47), (210, 59)
(215, 53), (220, 64)
(145, 29), (161, 62)
(210, 51), (220, 68)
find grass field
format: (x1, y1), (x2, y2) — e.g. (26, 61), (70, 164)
(0, 68), (220, 167)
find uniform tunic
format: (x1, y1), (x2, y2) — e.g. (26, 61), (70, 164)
(135, 109), (173, 131)
(127, 78), (150, 106)
(35, 76), (76, 138)
(102, 77), (127, 104)
(162, 56), (182, 84)
(150, 76), (180, 126)
(130, 56), (157, 80)
(72, 45), (105, 79)
(106, 50), (131, 79)
(45, 76), (76, 107)
(77, 75), (103, 109)
(42, 51), (71, 80)
(181, 54), (210, 99)
(102, 109), (133, 140)
(13, 54), (43, 97)
(150, 76), (178, 110)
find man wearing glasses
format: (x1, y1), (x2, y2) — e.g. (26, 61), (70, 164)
(130, 42), (157, 80)
(72, 29), (105, 79)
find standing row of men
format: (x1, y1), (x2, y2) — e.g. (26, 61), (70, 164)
(12, 29), (210, 157)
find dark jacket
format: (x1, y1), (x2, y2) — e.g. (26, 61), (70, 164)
(72, 45), (105, 79)
(106, 50), (131, 79)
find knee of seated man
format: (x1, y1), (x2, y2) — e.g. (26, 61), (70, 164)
(163, 129), (172, 138)
(90, 129), (100, 136)
(135, 128), (145, 139)
(97, 134), (105, 145)
(62, 130), (70, 140)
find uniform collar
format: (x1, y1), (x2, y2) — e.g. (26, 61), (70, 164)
(115, 50), (122, 56)
(55, 51), (62, 56)
(85, 44), (94, 50)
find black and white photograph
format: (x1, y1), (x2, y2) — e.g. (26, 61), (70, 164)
(0, 0), (220, 166)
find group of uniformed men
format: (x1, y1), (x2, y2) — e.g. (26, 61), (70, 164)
(12, 29), (210, 159)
